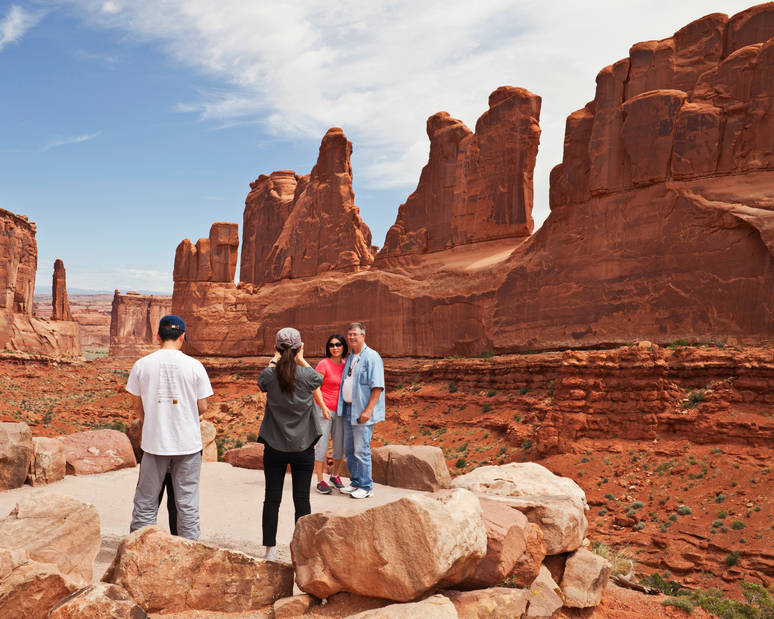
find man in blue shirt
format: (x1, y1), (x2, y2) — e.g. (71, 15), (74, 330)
(337, 322), (385, 499)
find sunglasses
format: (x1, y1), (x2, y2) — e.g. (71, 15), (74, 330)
(328, 342), (343, 348)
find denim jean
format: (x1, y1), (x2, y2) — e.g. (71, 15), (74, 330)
(342, 402), (375, 492)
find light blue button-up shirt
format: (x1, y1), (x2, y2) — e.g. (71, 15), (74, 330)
(336, 343), (385, 426)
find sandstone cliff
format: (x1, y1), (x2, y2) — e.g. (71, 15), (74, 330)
(51, 259), (73, 322)
(0, 209), (80, 355)
(109, 291), (172, 357)
(171, 3), (774, 358)
(238, 128), (375, 286)
(377, 87), (541, 260)
(174, 223), (239, 283)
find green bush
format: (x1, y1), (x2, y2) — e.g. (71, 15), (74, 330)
(731, 520), (746, 530)
(482, 403), (492, 413)
(634, 522), (646, 531)
(712, 519), (724, 528)
(663, 597), (694, 614)
(677, 505), (692, 516)
(487, 389), (497, 397)
(689, 582), (774, 619)
(604, 493), (616, 501)
(716, 493), (726, 503)
(246, 432), (258, 442)
(448, 381), (458, 393)
(455, 458), (467, 468)
(725, 551), (741, 567)
(640, 572), (683, 596)
(632, 501), (645, 509)
(519, 387), (528, 395)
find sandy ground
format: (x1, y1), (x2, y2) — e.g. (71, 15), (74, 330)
(0, 462), (424, 580)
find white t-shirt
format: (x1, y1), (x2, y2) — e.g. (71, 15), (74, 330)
(341, 352), (361, 404)
(126, 349), (214, 456)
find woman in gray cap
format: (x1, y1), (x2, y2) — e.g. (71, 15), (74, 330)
(257, 327), (324, 561)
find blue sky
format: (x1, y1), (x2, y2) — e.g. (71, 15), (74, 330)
(1, 0), (756, 293)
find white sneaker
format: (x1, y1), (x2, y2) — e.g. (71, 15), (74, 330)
(350, 488), (374, 499)
(339, 485), (358, 494)
(263, 546), (277, 561)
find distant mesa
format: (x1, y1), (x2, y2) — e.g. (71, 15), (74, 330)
(109, 290), (172, 357)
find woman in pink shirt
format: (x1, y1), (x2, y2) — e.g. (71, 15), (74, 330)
(313, 334), (348, 494)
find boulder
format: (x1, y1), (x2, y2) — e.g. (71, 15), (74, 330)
(372, 445), (452, 491)
(49, 582), (147, 619)
(560, 547), (611, 608)
(451, 463), (588, 510)
(347, 594), (457, 619)
(27, 436), (66, 487)
(526, 565), (564, 619)
(454, 497), (530, 589)
(103, 525), (293, 613)
(292, 488), (487, 602)
(0, 422), (33, 491)
(273, 593), (313, 619)
(57, 430), (137, 475)
(508, 523), (546, 587)
(0, 491), (100, 585)
(223, 443), (264, 469)
(200, 420), (217, 463)
(0, 548), (80, 619)
(443, 588), (530, 619)
(485, 494), (587, 555)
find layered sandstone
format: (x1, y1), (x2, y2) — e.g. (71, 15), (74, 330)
(171, 4), (774, 358)
(50, 260), (73, 321)
(0, 209), (80, 355)
(237, 128), (375, 286)
(377, 87), (540, 259)
(174, 223), (239, 284)
(109, 291), (172, 357)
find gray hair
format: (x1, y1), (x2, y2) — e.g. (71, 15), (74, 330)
(348, 322), (366, 335)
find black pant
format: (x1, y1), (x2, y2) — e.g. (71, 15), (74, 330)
(262, 443), (315, 547)
(158, 472), (178, 536)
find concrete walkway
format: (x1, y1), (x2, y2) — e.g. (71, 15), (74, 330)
(0, 462), (424, 579)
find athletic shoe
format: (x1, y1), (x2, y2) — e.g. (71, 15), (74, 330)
(329, 475), (345, 490)
(339, 485), (358, 494)
(264, 546), (277, 561)
(316, 481), (333, 495)
(350, 488), (374, 499)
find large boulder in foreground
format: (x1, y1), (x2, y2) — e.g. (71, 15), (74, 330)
(0, 491), (100, 585)
(0, 548), (80, 619)
(454, 497), (530, 590)
(560, 547), (611, 608)
(443, 588), (530, 619)
(223, 443), (264, 469)
(49, 582), (148, 619)
(27, 437), (66, 487)
(292, 489), (487, 602)
(372, 445), (452, 491)
(0, 422), (33, 491)
(57, 429), (136, 475)
(486, 494), (587, 555)
(103, 526), (293, 613)
(347, 594), (457, 619)
(451, 463), (588, 510)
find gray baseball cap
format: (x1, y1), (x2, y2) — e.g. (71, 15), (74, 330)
(275, 327), (302, 350)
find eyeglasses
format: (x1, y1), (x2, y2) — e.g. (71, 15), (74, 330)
(347, 332), (363, 338)
(328, 342), (343, 348)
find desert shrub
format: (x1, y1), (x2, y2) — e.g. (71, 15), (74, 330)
(677, 505), (693, 516)
(632, 501), (645, 509)
(598, 508), (608, 517)
(640, 572), (683, 596)
(689, 583), (774, 619)
(663, 597), (694, 614)
(455, 458), (467, 468)
(635, 522), (646, 531)
(215, 438), (227, 462)
(522, 439), (533, 451)
(590, 542), (636, 575)
(547, 379), (555, 398)
(448, 381), (458, 393)
(604, 493), (616, 501)
(487, 389), (497, 397)
(725, 551), (741, 567)
(246, 432), (258, 442)
(519, 387), (528, 395)
(716, 494), (726, 503)
(712, 519), (724, 528)
(731, 520), (746, 530)
(395, 382), (404, 389)
(482, 403), (492, 413)
(96, 419), (128, 432)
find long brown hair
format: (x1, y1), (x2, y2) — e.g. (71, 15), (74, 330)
(276, 345), (298, 395)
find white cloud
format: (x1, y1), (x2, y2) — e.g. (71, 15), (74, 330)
(40, 132), (100, 152)
(0, 5), (45, 51)
(101, 1), (120, 14)
(55, 0), (758, 228)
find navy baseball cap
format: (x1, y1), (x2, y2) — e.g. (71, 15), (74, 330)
(159, 315), (186, 332)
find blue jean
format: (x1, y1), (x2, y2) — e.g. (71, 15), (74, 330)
(342, 403), (375, 492)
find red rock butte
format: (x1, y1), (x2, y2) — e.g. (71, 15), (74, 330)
(0, 209), (80, 355)
(109, 291), (173, 357)
(172, 4), (774, 358)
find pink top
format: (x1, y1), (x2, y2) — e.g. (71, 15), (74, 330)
(315, 357), (345, 410)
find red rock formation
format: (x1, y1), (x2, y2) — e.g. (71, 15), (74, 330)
(377, 87), (541, 259)
(0, 209), (80, 355)
(173, 223), (239, 283)
(109, 291), (172, 357)
(172, 4), (774, 358)
(237, 128), (375, 285)
(51, 259), (73, 321)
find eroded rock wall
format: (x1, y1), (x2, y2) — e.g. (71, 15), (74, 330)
(109, 291), (172, 357)
(174, 223), (239, 284)
(377, 87), (541, 260)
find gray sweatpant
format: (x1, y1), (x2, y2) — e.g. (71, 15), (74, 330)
(130, 451), (202, 540)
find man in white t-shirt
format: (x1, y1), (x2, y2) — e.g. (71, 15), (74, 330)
(126, 315), (213, 540)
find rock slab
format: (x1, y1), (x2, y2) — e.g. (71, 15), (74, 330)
(560, 547), (612, 608)
(347, 594), (457, 619)
(49, 582), (148, 619)
(444, 588), (530, 619)
(57, 429), (137, 475)
(292, 488), (487, 602)
(223, 443), (264, 469)
(27, 436), (66, 487)
(103, 526), (293, 613)
(0, 422), (32, 491)
(371, 445), (452, 491)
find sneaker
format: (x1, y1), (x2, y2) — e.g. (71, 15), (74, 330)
(350, 488), (374, 499)
(316, 481), (333, 495)
(329, 475), (344, 490)
(339, 485), (358, 494)
(263, 546), (277, 561)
